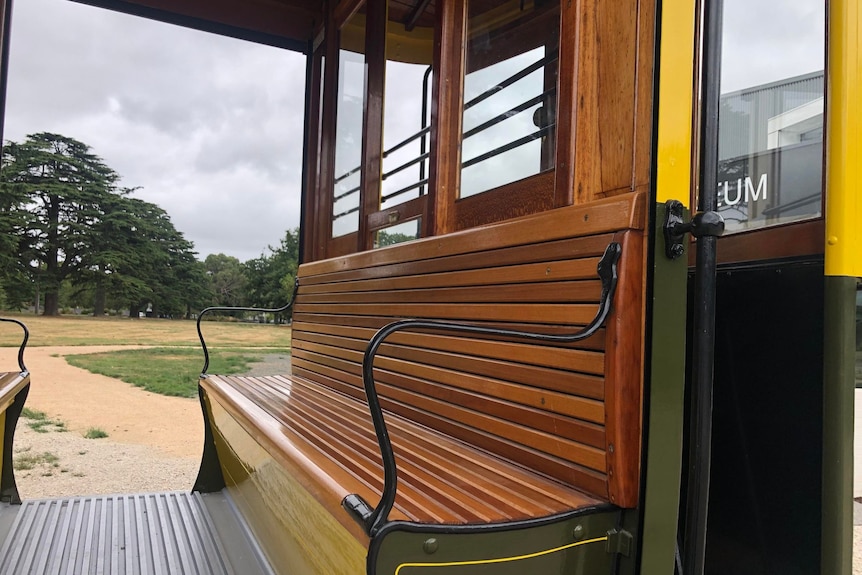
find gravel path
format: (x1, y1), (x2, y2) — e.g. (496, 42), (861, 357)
(1, 346), (293, 500)
(0, 345), (204, 499)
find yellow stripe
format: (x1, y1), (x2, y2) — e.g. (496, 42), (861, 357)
(394, 536), (608, 573)
(655, 0), (698, 205)
(825, 0), (862, 277)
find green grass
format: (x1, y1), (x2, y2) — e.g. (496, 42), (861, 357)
(83, 427), (108, 439)
(20, 407), (67, 433)
(13, 449), (59, 471)
(64, 347), (289, 398)
(0, 314), (291, 348)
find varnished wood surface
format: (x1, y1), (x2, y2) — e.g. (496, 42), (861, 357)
(296, 212), (642, 504)
(301, 192), (644, 276)
(204, 373), (602, 529)
(205, 207), (645, 536)
(603, 230), (645, 508)
(205, 393), (371, 572)
(0, 372), (28, 412)
(710, 219), (825, 266)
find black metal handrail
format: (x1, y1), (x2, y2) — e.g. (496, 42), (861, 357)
(0, 318), (29, 375)
(462, 90), (553, 140)
(342, 242), (622, 536)
(465, 53), (556, 112)
(197, 278), (300, 376)
(332, 56), (555, 222)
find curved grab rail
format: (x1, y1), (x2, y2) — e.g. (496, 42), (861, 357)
(0, 318), (29, 375)
(197, 277), (300, 376)
(342, 242), (622, 535)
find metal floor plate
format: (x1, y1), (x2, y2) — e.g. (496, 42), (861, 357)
(0, 491), (273, 575)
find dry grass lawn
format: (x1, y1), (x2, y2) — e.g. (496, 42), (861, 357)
(0, 313), (291, 348)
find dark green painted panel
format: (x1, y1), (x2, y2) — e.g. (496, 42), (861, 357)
(821, 275), (856, 575)
(637, 203), (689, 574)
(373, 510), (620, 575)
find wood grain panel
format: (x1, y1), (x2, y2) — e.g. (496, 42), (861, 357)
(205, 199), (645, 531)
(298, 280), (603, 304)
(596, 0), (637, 195)
(300, 192), (644, 277)
(291, 318), (608, 352)
(604, 230), (645, 507)
(205, 374), (602, 528)
(300, 233), (615, 286)
(291, 326), (605, 372)
(294, 301), (605, 324)
(300, 259), (602, 293)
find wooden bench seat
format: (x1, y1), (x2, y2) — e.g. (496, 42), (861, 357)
(206, 373), (602, 525)
(199, 193), (646, 572)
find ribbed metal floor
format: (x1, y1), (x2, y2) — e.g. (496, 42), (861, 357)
(0, 491), (273, 575)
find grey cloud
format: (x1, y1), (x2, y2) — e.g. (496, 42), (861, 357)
(721, 0), (824, 92)
(6, 0), (306, 263)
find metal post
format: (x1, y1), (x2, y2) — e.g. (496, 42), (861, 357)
(682, 0), (724, 573)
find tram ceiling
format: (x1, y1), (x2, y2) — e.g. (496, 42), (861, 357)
(71, 0), (325, 50)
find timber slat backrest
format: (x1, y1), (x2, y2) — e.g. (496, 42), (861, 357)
(292, 193), (646, 507)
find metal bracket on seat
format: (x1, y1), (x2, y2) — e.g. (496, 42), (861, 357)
(197, 277), (300, 376)
(0, 318), (29, 376)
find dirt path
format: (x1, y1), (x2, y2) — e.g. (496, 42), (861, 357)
(1, 345), (202, 459)
(0, 345), (202, 498)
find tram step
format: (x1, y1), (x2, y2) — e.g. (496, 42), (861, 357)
(0, 490), (273, 574)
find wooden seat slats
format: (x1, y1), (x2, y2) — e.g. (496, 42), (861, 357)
(289, 353), (606, 446)
(297, 193), (644, 277)
(293, 336), (605, 381)
(298, 280), (604, 305)
(291, 316), (609, 352)
(295, 301), (602, 325)
(298, 234), (617, 288)
(207, 374), (601, 525)
(292, 326), (606, 371)
(298, 261), (604, 296)
(202, 194), (646, 545)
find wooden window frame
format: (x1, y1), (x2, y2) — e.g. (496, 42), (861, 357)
(313, 0), (595, 259)
(432, 0), (575, 234)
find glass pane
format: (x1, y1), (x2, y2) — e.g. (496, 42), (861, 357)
(459, 0), (559, 199)
(332, 8), (367, 238)
(715, 0), (825, 233)
(374, 219), (421, 248)
(381, 1), (434, 211)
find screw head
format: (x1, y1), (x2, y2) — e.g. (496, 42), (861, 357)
(573, 525), (585, 540)
(423, 538), (438, 554)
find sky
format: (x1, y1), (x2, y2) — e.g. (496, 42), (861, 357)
(4, 0), (307, 262)
(720, 0), (824, 93)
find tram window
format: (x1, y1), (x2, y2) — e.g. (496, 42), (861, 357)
(714, 0), (824, 234)
(331, 6), (367, 238)
(380, 1), (434, 212)
(373, 218), (421, 248)
(459, 0), (559, 200)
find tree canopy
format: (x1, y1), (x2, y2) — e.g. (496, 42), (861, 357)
(1, 133), (206, 316)
(1, 132), (299, 319)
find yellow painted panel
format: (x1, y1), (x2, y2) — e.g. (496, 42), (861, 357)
(206, 396), (368, 575)
(655, 0), (698, 206)
(825, 0), (862, 277)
